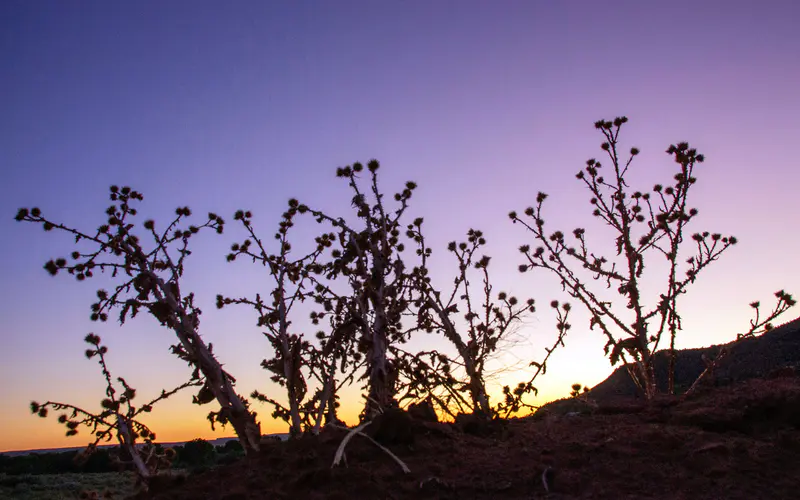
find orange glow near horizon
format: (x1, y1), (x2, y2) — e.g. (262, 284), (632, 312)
(1, 380), (573, 453)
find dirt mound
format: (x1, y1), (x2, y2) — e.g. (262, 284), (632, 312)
(137, 376), (800, 499)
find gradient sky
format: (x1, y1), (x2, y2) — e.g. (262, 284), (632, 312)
(1, 1), (799, 452)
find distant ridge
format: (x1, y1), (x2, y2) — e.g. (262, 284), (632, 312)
(1, 434), (289, 457)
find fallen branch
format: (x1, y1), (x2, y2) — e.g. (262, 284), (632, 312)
(332, 421), (370, 469)
(331, 422), (411, 474)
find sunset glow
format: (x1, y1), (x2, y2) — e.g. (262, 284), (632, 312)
(1, 1), (799, 453)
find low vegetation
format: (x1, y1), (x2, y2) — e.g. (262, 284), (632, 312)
(0, 439), (244, 498)
(13, 117), (795, 494)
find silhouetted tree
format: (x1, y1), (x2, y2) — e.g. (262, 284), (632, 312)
(222, 439), (244, 454)
(178, 438), (216, 468)
(15, 186), (262, 454)
(299, 161), (419, 418)
(512, 117), (740, 399)
(218, 205), (346, 435)
(406, 227), (543, 417)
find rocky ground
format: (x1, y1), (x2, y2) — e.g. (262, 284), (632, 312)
(136, 372), (800, 499)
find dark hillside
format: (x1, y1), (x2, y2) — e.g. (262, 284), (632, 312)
(556, 316), (800, 407)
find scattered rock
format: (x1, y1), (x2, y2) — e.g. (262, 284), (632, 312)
(407, 399), (438, 423)
(454, 411), (504, 436)
(369, 407), (414, 445)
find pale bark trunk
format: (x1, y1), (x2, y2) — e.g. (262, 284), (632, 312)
(278, 294), (303, 436)
(363, 254), (395, 418)
(282, 350), (303, 436)
(429, 299), (491, 416)
(313, 361), (337, 434)
(365, 321), (392, 416)
(635, 353), (657, 400)
(116, 416), (150, 484)
(151, 273), (261, 454)
(122, 235), (262, 456)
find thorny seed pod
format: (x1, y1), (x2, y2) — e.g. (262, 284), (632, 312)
(43, 260), (59, 275)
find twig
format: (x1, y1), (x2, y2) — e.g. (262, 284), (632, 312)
(332, 422), (371, 469)
(331, 423), (411, 474)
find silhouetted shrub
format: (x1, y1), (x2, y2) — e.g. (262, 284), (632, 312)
(511, 117), (794, 399)
(178, 439), (216, 468)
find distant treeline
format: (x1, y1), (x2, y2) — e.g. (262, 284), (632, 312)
(0, 439), (243, 476)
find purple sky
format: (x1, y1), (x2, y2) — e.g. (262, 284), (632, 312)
(2, 1), (799, 452)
